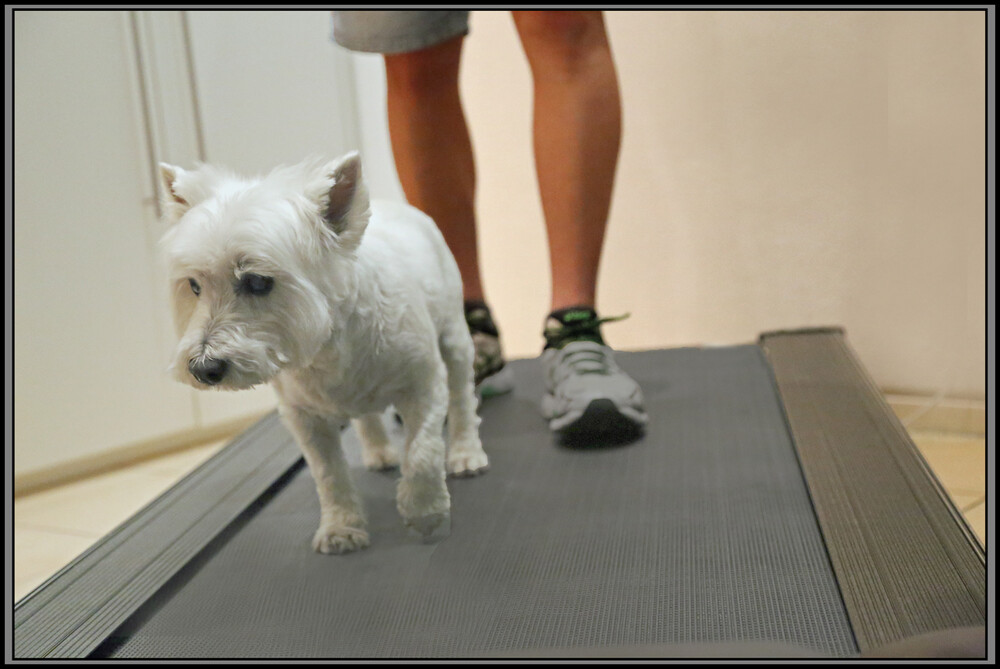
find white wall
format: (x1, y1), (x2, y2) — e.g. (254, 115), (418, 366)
(350, 10), (987, 399)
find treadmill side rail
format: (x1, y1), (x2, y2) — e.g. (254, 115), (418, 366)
(760, 329), (985, 656)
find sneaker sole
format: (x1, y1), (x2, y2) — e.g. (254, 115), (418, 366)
(546, 397), (648, 435)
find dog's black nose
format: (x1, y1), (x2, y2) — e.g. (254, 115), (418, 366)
(189, 358), (229, 385)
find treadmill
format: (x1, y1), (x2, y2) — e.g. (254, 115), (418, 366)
(12, 329), (988, 659)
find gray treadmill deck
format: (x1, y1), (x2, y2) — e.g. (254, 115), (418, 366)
(94, 345), (856, 658)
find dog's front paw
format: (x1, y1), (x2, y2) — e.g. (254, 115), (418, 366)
(312, 524), (370, 554)
(447, 440), (489, 478)
(447, 450), (489, 478)
(404, 511), (449, 537)
(397, 477), (450, 537)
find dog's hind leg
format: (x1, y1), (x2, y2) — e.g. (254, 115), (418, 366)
(393, 360), (452, 536)
(279, 405), (370, 554)
(354, 413), (400, 471)
(439, 319), (489, 477)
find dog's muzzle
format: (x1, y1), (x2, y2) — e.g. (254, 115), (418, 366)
(189, 357), (229, 386)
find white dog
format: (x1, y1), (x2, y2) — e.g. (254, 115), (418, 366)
(158, 152), (488, 554)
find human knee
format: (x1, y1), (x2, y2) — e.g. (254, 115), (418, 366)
(514, 11), (610, 76)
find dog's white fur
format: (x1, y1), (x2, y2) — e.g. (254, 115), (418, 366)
(158, 152), (488, 554)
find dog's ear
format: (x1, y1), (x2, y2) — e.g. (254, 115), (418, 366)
(158, 163), (192, 224)
(159, 163), (229, 224)
(319, 152), (370, 253)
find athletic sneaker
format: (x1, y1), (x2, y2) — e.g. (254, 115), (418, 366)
(539, 306), (648, 435)
(465, 301), (514, 399)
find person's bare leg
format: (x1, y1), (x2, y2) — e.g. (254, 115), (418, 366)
(512, 11), (622, 313)
(383, 36), (484, 302)
(384, 37), (510, 396)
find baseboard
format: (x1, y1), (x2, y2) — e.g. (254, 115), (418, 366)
(13, 412), (271, 498)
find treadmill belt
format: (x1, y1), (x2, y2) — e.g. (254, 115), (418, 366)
(96, 345), (856, 658)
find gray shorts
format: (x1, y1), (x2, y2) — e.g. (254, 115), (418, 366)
(332, 11), (470, 55)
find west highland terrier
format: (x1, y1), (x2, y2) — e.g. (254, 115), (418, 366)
(158, 152), (488, 554)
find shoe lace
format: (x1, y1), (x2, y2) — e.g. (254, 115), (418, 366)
(545, 313), (630, 375)
(562, 346), (611, 375)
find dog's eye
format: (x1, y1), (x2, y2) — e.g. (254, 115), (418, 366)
(188, 278), (201, 296)
(240, 273), (274, 296)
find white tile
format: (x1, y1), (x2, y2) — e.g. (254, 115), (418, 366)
(14, 526), (98, 602)
(17, 462), (187, 537)
(13, 438), (238, 604)
(910, 432), (986, 498)
(964, 501), (986, 546)
(887, 395), (986, 436)
(15, 574), (51, 604)
(948, 492), (986, 514)
(14, 439), (235, 537)
(15, 470), (169, 536)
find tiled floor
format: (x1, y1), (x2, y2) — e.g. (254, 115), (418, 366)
(13, 402), (988, 604)
(13, 440), (232, 602)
